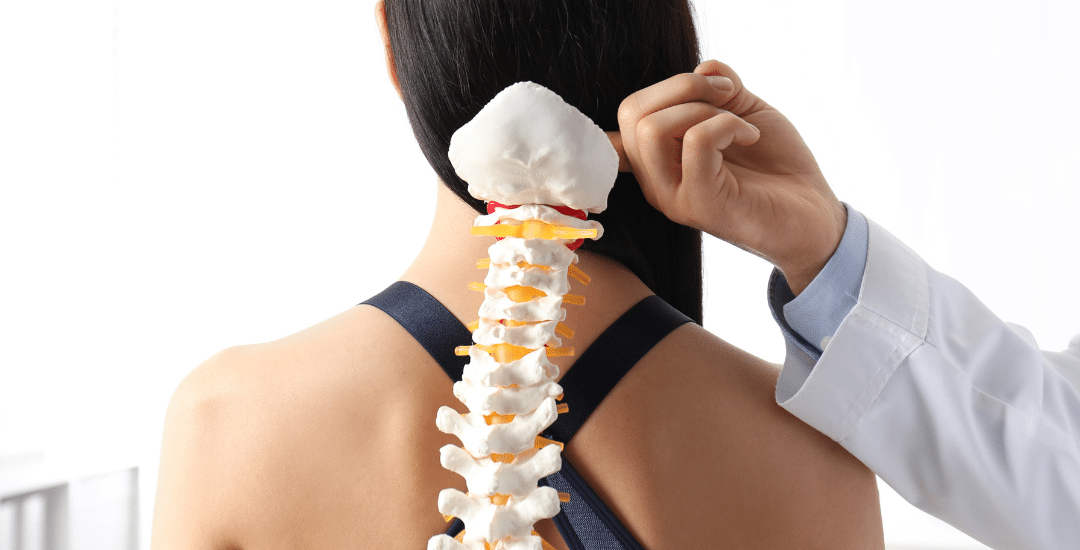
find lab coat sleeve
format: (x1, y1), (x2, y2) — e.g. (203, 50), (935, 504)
(774, 217), (1080, 550)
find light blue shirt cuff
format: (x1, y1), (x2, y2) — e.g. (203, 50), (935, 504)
(767, 204), (869, 360)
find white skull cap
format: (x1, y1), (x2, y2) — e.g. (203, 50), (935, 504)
(448, 82), (619, 213)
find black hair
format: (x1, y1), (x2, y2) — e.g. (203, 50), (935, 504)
(385, 0), (704, 324)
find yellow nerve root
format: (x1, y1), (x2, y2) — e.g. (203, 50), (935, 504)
(534, 435), (564, 450)
(568, 264), (591, 285)
(543, 346), (575, 357)
(555, 322), (575, 339)
(556, 403), (569, 414)
(559, 492), (571, 503)
(562, 293), (585, 306)
(471, 219), (597, 241)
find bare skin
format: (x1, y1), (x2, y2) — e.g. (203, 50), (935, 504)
(150, 3), (883, 548)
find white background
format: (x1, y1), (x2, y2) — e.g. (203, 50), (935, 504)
(1, 1), (1077, 549)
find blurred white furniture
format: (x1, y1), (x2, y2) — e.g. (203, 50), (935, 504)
(0, 452), (137, 550)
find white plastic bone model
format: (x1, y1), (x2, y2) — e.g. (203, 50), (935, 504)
(428, 81), (618, 550)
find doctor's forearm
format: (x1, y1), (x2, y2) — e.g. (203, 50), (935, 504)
(772, 214), (1080, 550)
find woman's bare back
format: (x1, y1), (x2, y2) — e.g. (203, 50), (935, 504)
(152, 275), (883, 549)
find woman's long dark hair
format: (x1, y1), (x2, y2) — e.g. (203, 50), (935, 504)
(385, 0), (704, 323)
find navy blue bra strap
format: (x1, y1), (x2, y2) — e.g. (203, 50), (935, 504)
(554, 457), (647, 550)
(545, 295), (692, 443)
(359, 281), (472, 382)
(538, 476), (588, 550)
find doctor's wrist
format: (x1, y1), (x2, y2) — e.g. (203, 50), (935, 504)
(777, 211), (847, 296)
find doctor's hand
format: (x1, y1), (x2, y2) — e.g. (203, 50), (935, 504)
(608, 60), (846, 295)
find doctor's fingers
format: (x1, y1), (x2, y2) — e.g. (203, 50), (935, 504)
(634, 101), (721, 207)
(635, 103), (758, 213)
(617, 71), (735, 128)
(617, 72), (735, 165)
(693, 59), (773, 117)
(678, 109), (764, 213)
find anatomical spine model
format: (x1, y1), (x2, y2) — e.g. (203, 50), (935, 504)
(427, 82), (619, 550)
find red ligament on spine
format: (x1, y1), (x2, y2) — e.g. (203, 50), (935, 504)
(486, 201), (588, 250)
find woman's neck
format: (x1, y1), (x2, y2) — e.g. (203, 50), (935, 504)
(400, 181), (653, 371)
(401, 181), (494, 296)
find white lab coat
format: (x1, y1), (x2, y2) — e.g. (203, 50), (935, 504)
(775, 218), (1080, 550)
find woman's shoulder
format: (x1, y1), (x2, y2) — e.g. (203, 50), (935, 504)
(568, 322), (884, 547)
(171, 307), (365, 410)
(161, 306), (375, 481)
(156, 303), (460, 547)
(168, 303), (445, 443)
(183, 299), (435, 386)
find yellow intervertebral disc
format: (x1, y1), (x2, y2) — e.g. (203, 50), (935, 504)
(468, 282), (584, 305)
(500, 284), (547, 303)
(471, 219), (597, 241)
(483, 412), (516, 425)
(490, 453), (516, 463)
(454, 343), (575, 362)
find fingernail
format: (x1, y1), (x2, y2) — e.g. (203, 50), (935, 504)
(707, 75), (734, 90)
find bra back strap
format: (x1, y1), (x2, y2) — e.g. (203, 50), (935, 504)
(545, 295), (692, 443)
(359, 281), (472, 382)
